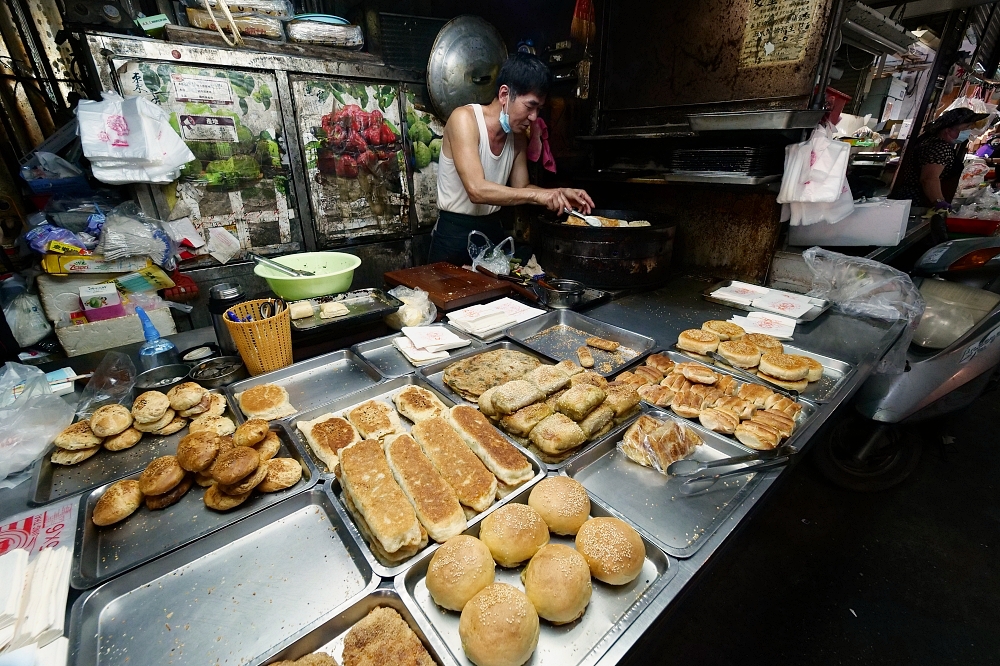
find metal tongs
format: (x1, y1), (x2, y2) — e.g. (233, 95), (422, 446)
(249, 252), (315, 277)
(678, 456), (790, 495)
(563, 207), (602, 227)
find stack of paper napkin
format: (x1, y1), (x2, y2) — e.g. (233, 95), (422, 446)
(0, 546), (71, 655)
(393, 326), (472, 366)
(729, 312), (797, 339)
(447, 298), (545, 338)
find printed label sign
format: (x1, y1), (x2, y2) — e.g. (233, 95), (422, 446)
(171, 73), (233, 104)
(739, 0), (820, 68)
(180, 114), (239, 142)
(0, 498), (78, 556)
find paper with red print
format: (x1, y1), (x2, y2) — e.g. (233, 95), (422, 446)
(749, 291), (814, 318)
(0, 499), (78, 557)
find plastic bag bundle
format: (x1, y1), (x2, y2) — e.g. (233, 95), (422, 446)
(778, 125), (854, 226)
(803, 247), (925, 373)
(3, 293), (51, 347)
(75, 352), (136, 419)
(96, 202), (175, 269)
(384, 286), (437, 329)
(467, 231), (514, 275)
(77, 92), (195, 185)
(0, 363), (75, 483)
(286, 17), (364, 48)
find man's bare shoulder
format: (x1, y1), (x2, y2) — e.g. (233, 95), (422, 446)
(444, 105), (476, 133)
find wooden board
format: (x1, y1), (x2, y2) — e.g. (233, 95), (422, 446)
(383, 262), (511, 311)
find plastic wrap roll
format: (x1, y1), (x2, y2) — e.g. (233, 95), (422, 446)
(287, 19), (364, 48)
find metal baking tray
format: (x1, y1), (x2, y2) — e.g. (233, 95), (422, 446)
(687, 109), (825, 132)
(351, 324), (483, 380)
(30, 391), (237, 507)
(702, 280), (832, 323)
(290, 287), (403, 332)
(653, 349), (817, 450)
(68, 487), (379, 666)
(396, 481), (674, 666)
(419, 341), (643, 471)
(704, 343), (855, 403)
(261, 587), (456, 666)
(315, 412), (547, 579)
(71, 425), (319, 589)
(505, 310), (656, 377)
(225, 349), (382, 423)
(564, 407), (768, 558)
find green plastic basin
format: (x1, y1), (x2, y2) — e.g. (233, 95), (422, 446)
(253, 251), (362, 300)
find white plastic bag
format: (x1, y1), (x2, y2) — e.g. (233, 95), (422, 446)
(777, 125), (851, 204)
(468, 231), (514, 275)
(75, 351), (136, 419)
(384, 286), (437, 330)
(0, 363), (75, 483)
(789, 182), (855, 226)
(3, 292), (51, 347)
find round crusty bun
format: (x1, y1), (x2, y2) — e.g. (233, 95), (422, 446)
(758, 353), (809, 381)
(166, 382), (208, 411)
(233, 418), (269, 447)
(478, 503), (550, 568)
(717, 340), (762, 369)
(90, 404), (133, 438)
(528, 476), (590, 536)
(176, 431), (221, 472)
(53, 421), (103, 450)
(92, 479), (143, 526)
(211, 446), (259, 485)
(743, 333), (784, 355)
(801, 356), (824, 382)
(521, 544), (592, 624)
(702, 320), (745, 341)
(138, 455), (185, 496)
(460, 583), (539, 666)
(575, 517), (645, 586)
(757, 373), (808, 392)
(103, 427), (142, 452)
(426, 535), (495, 611)
(676, 329), (720, 355)
(131, 391), (170, 424)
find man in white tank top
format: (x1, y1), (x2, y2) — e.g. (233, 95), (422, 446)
(427, 53), (594, 265)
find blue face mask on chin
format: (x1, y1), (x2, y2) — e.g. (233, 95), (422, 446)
(956, 129), (973, 142)
(499, 99), (512, 134)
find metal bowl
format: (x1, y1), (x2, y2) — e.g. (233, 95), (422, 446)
(187, 356), (248, 389)
(537, 279), (585, 309)
(134, 364), (191, 392)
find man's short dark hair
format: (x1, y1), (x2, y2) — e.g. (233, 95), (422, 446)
(496, 53), (553, 100)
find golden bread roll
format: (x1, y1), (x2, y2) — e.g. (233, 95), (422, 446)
(751, 409), (795, 438)
(576, 345), (594, 368)
(131, 391), (170, 424)
(89, 404), (133, 437)
(676, 329), (720, 354)
(679, 363), (718, 385)
(53, 421), (103, 450)
(166, 382), (208, 411)
(426, 535), (495, 611)
(702, 320), (745, 341)
(195, 472), (216, 487)
(176, 431), (221, 472)
(645, 353), (676, 375)
(717, 340), (762, 368)
(51, 446), (100, 465)
(737, 383), (774, 408)
(154, 416), (188, 436)
(715, 396), (755, 420)
(528, 412), (586, 455)
(619, 414), (662, 467)
(670, 390), (704, 419)
(188, 414), (236, 436)
(521, 543), (592, 624)
(459, 583), (539, 666)
(103, 427), (142, 452)
(764, 394), (802, 417)
(690, 383), (723, 406)
(256, 458), (302, 492)
(138, 455), (185, 496)
(478, 503), (549, 567)
(715, 375), (739, 396)
(236, 383), (296, 421)
(802, 356), (824, 382)
(92, 479), (143, 526)
(632, 365), (664, 384)
(178, 390), (214, 417)
(743, 333), (783, 354)
(251, 430), (281, 461)
(233, 418), (269, 447)
(203, 484), (251, 510)
(757, 373), (808, 391)
(528, 476), (590, 535)
(145, 473), (193, 510)
(211, 446), (260, 485)
(586, 336), (620, 351)
(637, 383), (675, 407)
(661, 373), (691, 392)
(393, 385), (448, 423)
(734, 421), (780, 450)
(204, 393), (228, 417)
(219, 460), (269, 495)
(575, 517), (645, 585)
(134, 408), (177, 433)
(759, 353), (809, 381)
(699, 407), (739, 435)
(477, 386), (500, 418)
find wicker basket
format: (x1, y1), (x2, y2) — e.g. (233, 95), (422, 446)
(223, 299), (293, 375)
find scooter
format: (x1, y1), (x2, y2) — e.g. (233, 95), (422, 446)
(814, 231), (1000, 491)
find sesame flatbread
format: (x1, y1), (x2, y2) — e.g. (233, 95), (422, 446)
(442, 350), (542, 400)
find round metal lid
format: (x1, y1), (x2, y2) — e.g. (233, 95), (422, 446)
(427, 16), (508, 120)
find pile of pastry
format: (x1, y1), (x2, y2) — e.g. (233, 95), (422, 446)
(91, 418), (302, 526)
(618, 354), (802, 450)
(48, 382), (228, 466)
(297, 386), (534, 566)
(478, 361), (641, 464)
(676, 321), (824, 391)
(272, 606), (435, 666)
(618, 413), (704, 472)
(424, 477), (646, 666)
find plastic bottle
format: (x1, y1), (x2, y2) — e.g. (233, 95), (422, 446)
(136, 306), (180, 370)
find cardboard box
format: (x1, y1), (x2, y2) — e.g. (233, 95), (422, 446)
(54, 307), (176, 357)
(79, 284), (126, 322)
(41, 254), (151, 275)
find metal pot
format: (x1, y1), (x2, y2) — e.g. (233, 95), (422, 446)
(188, 356), (248, 389)
(134, 364), (191, 392)
(537, 279), (585, 309)
(530, 209), (675, 289)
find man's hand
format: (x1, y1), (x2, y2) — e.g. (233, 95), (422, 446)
(558, 188), (595, 215)
(535, 188), (596, 214)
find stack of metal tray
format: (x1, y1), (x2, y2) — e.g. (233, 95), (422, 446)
(69, 488), (378, 666)
(396, 481), (675, 666)
(564, 407), (769, 558)
(225, 350), (382, 423)
(30, 391), (237, 507)
(71, 424), (318, 588)
(351, 324), (483, 380)
(280, 377), (547, 577)
(504, 310), (656, 377)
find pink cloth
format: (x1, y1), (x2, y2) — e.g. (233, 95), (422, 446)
(527, 118), (556, 173)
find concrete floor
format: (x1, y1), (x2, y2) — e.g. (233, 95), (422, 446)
(621, 392), (1000, 665)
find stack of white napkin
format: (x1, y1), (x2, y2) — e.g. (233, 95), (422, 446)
(0, 637), (68, 666)
(714, 283), (814, 320)
(729, 312), (797, 339)
(0, 547), (71, 656)
(392, 326), (472, 366)
(447, 298), (546, 338)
